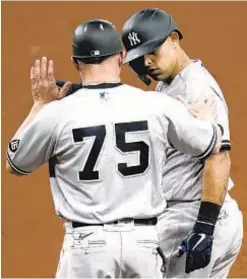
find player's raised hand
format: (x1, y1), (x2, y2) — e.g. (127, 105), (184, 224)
(30, 57), (72, 104)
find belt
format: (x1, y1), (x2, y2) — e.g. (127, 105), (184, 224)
(72, 217), (157, 228)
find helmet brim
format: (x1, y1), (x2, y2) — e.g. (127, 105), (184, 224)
(124, 38), (165, 64)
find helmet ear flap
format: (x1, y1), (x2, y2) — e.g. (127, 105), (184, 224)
(128, 57), (151, 86)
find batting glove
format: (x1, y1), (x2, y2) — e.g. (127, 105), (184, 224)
(177, 201), (221, 274)
(178, 222), (214, 273)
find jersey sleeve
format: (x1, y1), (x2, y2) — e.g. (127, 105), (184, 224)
(7, 102), (62, 175)
(186, 80), (231, 151)
(213, 92), (231, 150)
(164, 97), (218, 160)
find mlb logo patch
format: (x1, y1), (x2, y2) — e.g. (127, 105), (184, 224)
(90, 50), (100, 56)
(99, 91), (110, 100)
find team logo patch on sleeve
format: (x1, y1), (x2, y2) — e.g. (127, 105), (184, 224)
(9, 139), (20, 153)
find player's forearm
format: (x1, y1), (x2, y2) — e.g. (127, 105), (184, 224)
(16, 103), (45, 134)
(192, 151), (230, 235)
(201, 151), (231, 205)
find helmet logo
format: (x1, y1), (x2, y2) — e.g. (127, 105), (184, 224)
(90, 50), (100, 56)
(128, 32), (141, 47)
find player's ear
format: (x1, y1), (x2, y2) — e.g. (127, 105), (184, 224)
(119, 50), (126, 66)
(71, 56), (80, 71)
(170, 32), (180, 45)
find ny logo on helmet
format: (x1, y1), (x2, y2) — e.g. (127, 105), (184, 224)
(128, 32), (141, 47)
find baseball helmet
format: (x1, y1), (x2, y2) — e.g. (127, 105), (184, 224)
(72, 19), (122, 64)
(122, 8), (183, 85)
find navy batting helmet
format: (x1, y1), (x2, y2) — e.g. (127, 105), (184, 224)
(122, 8), (183, 85)
(72, 19), (122, 64)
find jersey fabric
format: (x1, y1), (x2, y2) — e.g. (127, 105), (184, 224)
(7, 83), (217, 223)
(156, 60), (233, 201)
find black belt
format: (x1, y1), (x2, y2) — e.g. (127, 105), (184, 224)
(72, 217), (157, 228)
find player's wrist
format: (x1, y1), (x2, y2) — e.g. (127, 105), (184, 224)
(32, 102), (46, 110)
(194, 201), (221, 235)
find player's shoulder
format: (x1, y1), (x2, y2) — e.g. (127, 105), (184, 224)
(39, 99), (64, 116)
(122, 83), (162, 96)
(119, 84), (174, 115)
(184, 60), (225, 97)
(124, 83), (171, 102)
(120, 84), (146, 94)
(157, 60), (224, 98)
(61, 87), (97, 106)
(31, 100), (65, 128)
(117, 83), (155, 101)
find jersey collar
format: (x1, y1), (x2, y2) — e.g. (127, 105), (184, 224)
(81, 83), (123, 89)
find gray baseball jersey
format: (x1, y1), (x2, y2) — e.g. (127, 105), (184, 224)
(156, 60), (232, 201)
(7, 83), (218, 223)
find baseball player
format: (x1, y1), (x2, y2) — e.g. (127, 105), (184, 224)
(120, 8), (243, 278)
(6, 19), (222, 278)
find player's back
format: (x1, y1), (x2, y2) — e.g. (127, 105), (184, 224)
(51, 83), (172, 223)
(7, 81), (217, 223)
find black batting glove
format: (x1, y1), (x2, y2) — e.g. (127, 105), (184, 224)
(178, 221), (214, 273)
(56, 80), (82, 96)
(177, 202), (221, 274)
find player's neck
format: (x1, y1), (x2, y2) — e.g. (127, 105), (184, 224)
(79, 66), (121, 86)
(80, 76), (121, 86)
(171, 50), (192, 79)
